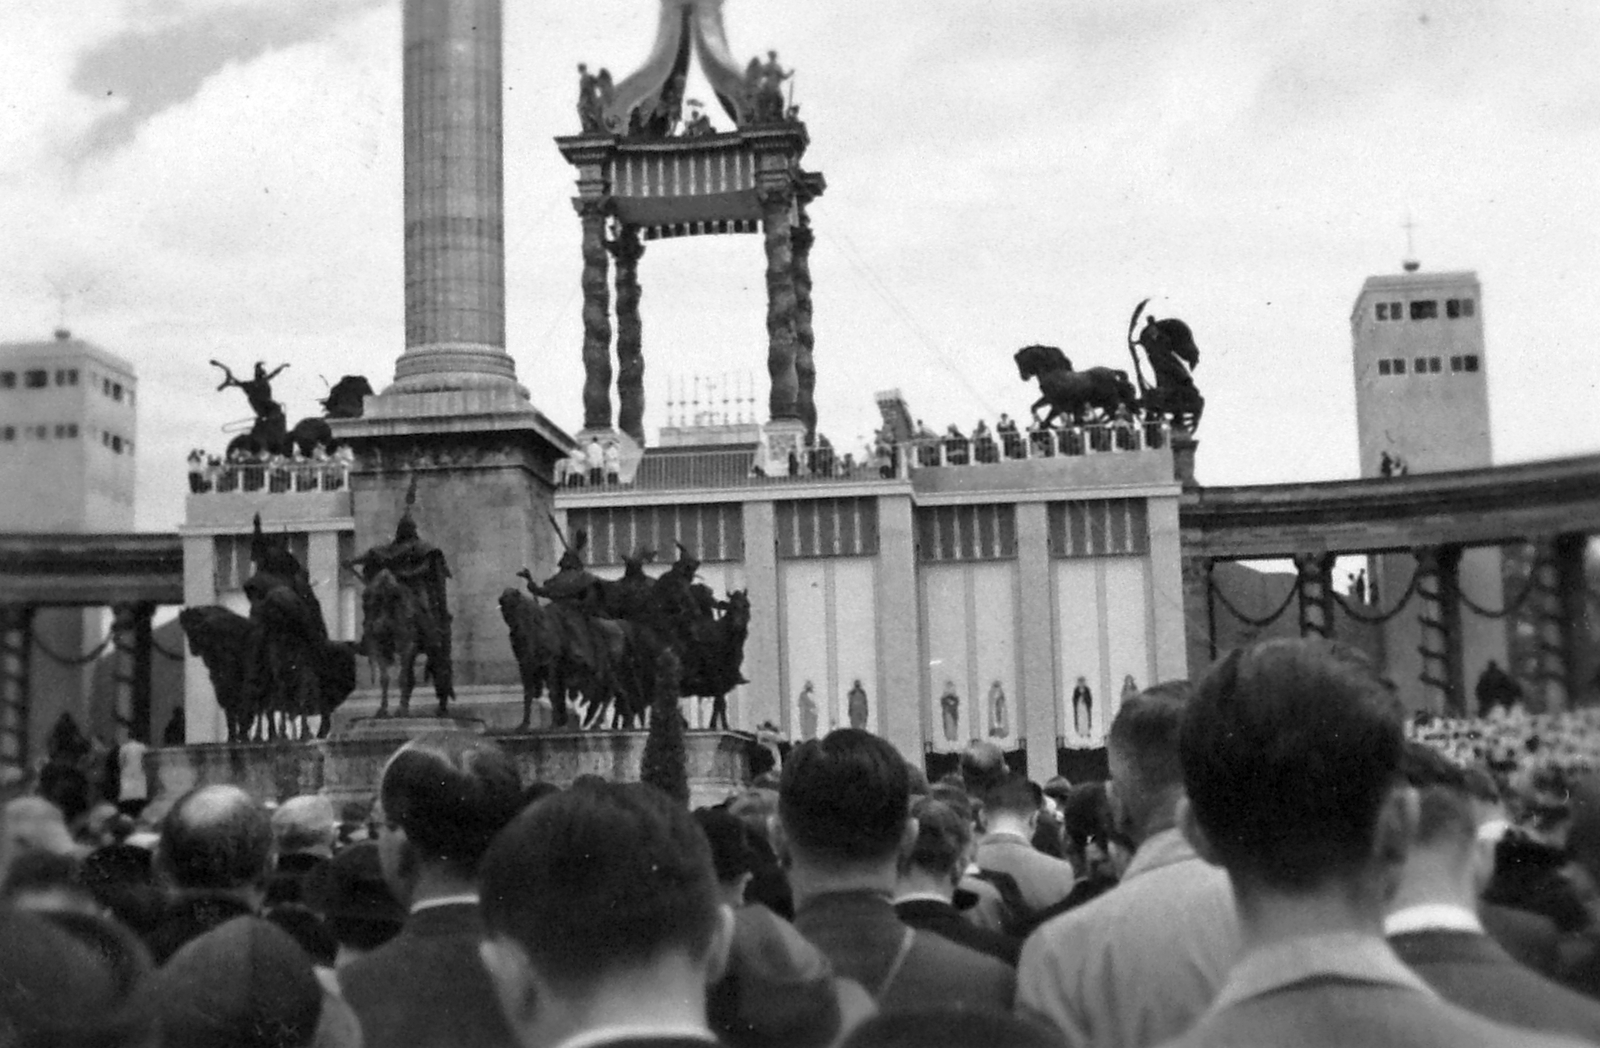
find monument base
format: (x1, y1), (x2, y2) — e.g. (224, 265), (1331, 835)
(146, 729), (756, 814)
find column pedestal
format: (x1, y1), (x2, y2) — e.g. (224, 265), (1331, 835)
(332, 401), (572, 693)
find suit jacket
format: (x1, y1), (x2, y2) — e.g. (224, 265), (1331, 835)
(143, 892), (255, 964)
(1159, 932), (1583, 1048)
(339, 901), (519, 1048)
(1480, 902), (1562, 977)
(974, 832), (1077, 914)
(1390, 928), (1600, 1042)
(794, 891), (1014, 1013)
(894, 898), (1020, 966)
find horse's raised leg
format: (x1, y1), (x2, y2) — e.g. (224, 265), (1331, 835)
(398, 654), (415, 717)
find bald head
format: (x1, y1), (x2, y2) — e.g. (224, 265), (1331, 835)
(159, 785), (273, 891)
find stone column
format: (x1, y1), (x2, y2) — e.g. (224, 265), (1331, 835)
(791, 212), (817, 436)
(1416, 546), (1464, 714)
(578, 200), (614, 431)
(609, 225), (646, 445)
(1294, 553), (1334, 639)
(759, 184), (801, 422)
(393, 0), (518, 393)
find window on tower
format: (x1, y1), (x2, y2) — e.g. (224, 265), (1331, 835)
(1464, 355), (1480, 372)
(24, 370), (48, 389)
(1429, 357), (1442, 373)
(1409, 300), (1439, 320)
(1446, 298), (1477, 319)
(0, 371), (14, 389)
(66, 369), (78, 386)
(111, 382), (123, 402)
(1450, 356), (1462, 372)
(1376, 303), (1389, 320)
(1393, 359), (1407, 375)
(1378, 360), (1392, 376)
(1, 426), (12, 441)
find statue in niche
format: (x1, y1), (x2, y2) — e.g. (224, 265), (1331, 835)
(798, 680), (818, 740)
(939, 680), (961, 744)
(577, 63), (603, 132)
(1121, 674), (1140, 704)
(744, 50), (791, 124)
(1071, 676), (1094, 736)
(847, 679), (869, 731)
(682, 100), (714, 137)
(987, 680), (1009, 739)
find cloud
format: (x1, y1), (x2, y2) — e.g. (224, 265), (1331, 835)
(68, 0), (387, 158)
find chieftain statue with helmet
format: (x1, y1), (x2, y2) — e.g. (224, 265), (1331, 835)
(349, 478), (456, 717)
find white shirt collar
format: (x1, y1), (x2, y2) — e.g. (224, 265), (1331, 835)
(893, 890), (953, 906)
(550, 1024), (715, 1048)
(1384, 903), (1483, 937)
(409, 892), (479, 914)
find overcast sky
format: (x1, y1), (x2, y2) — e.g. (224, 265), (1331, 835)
(2, 0), (1597, 530)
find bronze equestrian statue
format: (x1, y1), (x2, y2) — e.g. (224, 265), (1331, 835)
(349, 482), (455, 716)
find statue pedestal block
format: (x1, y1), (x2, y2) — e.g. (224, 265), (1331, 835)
(331, 389), (573, 694)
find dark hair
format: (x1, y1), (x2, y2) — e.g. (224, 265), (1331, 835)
(158, 785), (273, 891)
(265, 903), (338, 967)
(1107, 680), (1192, 793)
(381, 732), (522, 877)
(903, 798), (971, 878)
(1399, 742), (1477, 847)
(959, 741), (1008, 797)
(980, 774), (1037, 817)
(2, 850), (80, 898)
(695, 807), (757, 884)
(779, 730), (910, 863)
(481, 782), (721, 991)
(1180, 640), (1404, 890)
(521, 781), (561, 809)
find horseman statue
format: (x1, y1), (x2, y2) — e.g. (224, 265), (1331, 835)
(1129, 299), (1205, 431)
(349, 478), (455, 716)
(521, 527), (608, 693)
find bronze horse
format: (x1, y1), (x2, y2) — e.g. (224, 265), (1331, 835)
(360, 568), (452, 717)
(225, 374), (374, 458)
(1014, 345), (1138, 426)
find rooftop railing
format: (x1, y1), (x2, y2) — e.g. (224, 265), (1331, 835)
(558, 420), (1171, 493)
(187, 459), (351, 495)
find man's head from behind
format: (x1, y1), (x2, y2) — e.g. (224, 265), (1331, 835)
(778, 729), (913, 870)
(157, 784), (273, 895)
(899, 798), (971, 893)
(1180, 639), (1408, 897)
(272, 794), (337, 858)
(1106, 681), (1192, 845)
(378, 731), (522, 898)
(480, 782), (730, 1040)
(1397, 742), (1497, 902)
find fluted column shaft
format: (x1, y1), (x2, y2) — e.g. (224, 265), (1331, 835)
(395, 0), (516, 389)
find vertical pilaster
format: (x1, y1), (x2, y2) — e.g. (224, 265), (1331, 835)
(741, 501), (783, 733)
(1555, 534), (1590, 711)
(182, 533), (223, 742)
(791, 212), (817, 435)
(1147, 495), (1190, 683)
(759, 185), (800, 421)
(610, 225), (647, 445)
(0, 606), (33, 771)
(578, 200), (614, 430)
(1015, 503), (1057, 781)
(875, 494), (922, 761)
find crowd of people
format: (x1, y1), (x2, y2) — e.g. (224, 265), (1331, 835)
(187, 444), (354, 495)
(9, 638), (1600, 1046)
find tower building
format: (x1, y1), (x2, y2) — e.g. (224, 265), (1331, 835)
(0, 329), (138, 754)
(1350, 265), (1507, 711)
(1352, 268), (1488, 477)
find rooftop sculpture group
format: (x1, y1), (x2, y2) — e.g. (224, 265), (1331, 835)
(211, 358), (372, 458)
(576, 1), (799, 139)
(1016, 300), (1205, 432)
